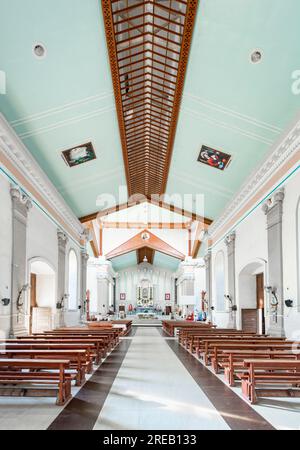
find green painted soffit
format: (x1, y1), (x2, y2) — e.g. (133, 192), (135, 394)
(0, 0), (126, 217)
(153, 251), (180, 272)
(110, 251), (137, 272)
(0, 0), (299, 223)
(166, 0), (300, 220)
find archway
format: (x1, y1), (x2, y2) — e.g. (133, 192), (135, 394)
(29, 259), (56, 333)
(238, 260), (266, 333)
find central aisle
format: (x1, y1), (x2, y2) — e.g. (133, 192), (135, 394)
(93, 327), (230, 430)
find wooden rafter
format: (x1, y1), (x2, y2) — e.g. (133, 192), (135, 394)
(86, 221), (100, 258)
(99, 221), (191, 229)
(101, 0), (198, 197)
(79, 197), (212, 225)
(106, 228), (185, 260)
(191, 220), (203, 258)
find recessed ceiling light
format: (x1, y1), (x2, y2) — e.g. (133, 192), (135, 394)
(250, 49), (262, 64)
(33, 43), (46, 59)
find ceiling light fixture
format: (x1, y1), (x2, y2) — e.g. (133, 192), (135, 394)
(143, 256), (148, 263)
(250, 49), (262, 64)
(33, 43), (46, 59)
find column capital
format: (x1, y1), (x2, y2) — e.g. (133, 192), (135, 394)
(57, 230), (68, 248)
(10, 185), (32, 212)
(203, 251), (211, 268)
(80, 228), (91, 244)
(262, 187), (285, 215)
(224, 231), (236, 246)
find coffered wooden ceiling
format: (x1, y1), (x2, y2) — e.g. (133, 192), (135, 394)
(102, 0), (198, 196)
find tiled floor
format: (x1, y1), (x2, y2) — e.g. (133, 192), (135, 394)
(0, 326), (299, 430)
(94, 327), (230, 430)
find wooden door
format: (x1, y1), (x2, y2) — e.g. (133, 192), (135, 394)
(241, 309), (258, 333)
(29, 273), (37, 334)
(256, 272), (265, 334)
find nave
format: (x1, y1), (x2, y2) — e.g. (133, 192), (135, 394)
(0, 326), (299, 431)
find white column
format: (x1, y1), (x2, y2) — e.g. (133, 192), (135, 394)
(56, 230), (68, 328)
(204, 251), (212, 322)
(97, 274), (109, 315)
(80, 250), (89, 322)
(262, 188), (285, 337)
(224, 232), (237, 329)
(9, 186), (32, 337)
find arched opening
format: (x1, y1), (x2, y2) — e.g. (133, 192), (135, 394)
(68, 249), (78, 310)
(29, 259), (56, 333)
(238, 260), (266, 333)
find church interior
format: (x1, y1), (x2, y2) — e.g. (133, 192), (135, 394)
(0, 0), (300, 431)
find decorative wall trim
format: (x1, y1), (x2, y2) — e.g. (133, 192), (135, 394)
(209, 112), (300, 243)
(0, 113), (84, 241)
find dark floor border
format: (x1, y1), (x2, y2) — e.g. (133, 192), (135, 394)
(126, 326), (137, 337)
(166, 340), (275, 431)
(48, 339), (132, 430)
(156, 326), (172, 337)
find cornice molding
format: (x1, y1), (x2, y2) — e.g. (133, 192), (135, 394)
(209, 113), (300, 239)
(0, 113), (84, 239)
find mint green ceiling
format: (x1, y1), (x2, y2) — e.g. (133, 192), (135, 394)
(110, 251), (137, 272)
(0, 0), (299, 223)
(166, 0), (300, 219)
(109, 249), (180, 272)
(153, 252), (180, 272)
(0, 0), (126, 217)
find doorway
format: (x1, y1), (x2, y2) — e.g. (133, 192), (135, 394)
(29, 260), (56, 333)
(238, 261), (266, 333)
(256, 272), (265, 334)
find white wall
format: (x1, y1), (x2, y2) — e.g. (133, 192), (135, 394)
(210, 168), (300, 336)
(282, 171), (300, 339)
(0, 175), (12, 336)
(0, 170), (83, 335)
(36, 274), (55, 308)
(116, 262), (175, 312)
(64, 243), (82, 326)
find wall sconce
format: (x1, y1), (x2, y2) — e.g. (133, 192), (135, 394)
(1, 298), (10, 306)
(16, 284), (29, 311)
(265, 286), (279, 322)
(285, 299), (293, 308)
(56, 294), (69, 310)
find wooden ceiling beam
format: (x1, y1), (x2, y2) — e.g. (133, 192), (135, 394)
(102, 222), (191, 229)
(80, 198), (212, 226)
(101, 0), (198, 197)
(85, 221), (99, 258)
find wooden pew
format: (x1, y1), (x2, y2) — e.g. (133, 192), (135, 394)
(219, 349), (300, 386)
(202, 339), (292, 366)
(0, 349), (88, 386)
(40, 329), (119, 349)
(240, 359), (300, 404)
(184, 332), (259, 353)
(162, 320), (214, 337)
(14, 338), (106, 364)
(0, 358), (71, 405)
(178, 327), (239, 346)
